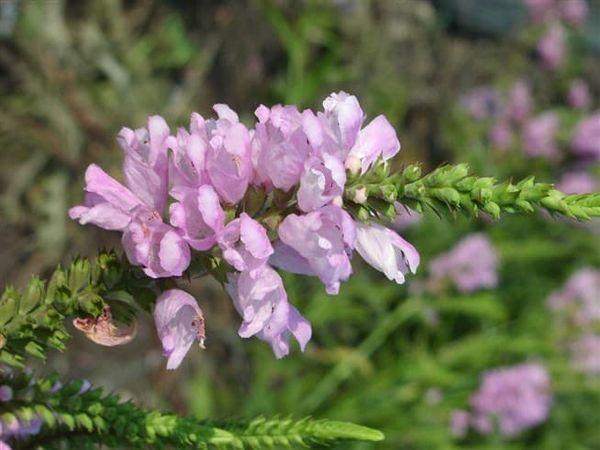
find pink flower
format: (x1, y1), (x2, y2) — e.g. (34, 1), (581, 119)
(275, 205), (356, 294)
(522, 112), (560, 158)
(154, 289), (205, 370)
(570, 334), (600, 375)
(556, 172), (598, 194)
(429, 233), (498, 293)
(537, 24), (566, 70)
(169, 185), (224, 251)
(450, 410), (470, 438)
(70, 117), (192, 278)
(345, 114), (400, 174)
(560, 0), (588, 26)
(393, 205), (421, 231)
(69, 164), (151, 232)
(297, 153), (346, 212)
(460, 87), (502, 120)
(0, 441), (10, 450)
(469, 363), (552, 437)
(169, 118), (208, 189)
(489, 121), (513, 151)
(567, 79), (591, 109)
(252, 104), (311, 191)
(218, 213), (273, 272)
(117, 115), (171, 213)
(122, 207), (191, 278)
(524, 0), (556, 23)
(507, 80), (532, 123)
(303, 91), (400, 173)
(226, 266), (311, 358)
(0, 386), (12, 403)
(547, 268), (600, 327)
(571, 113), (600, 161)
(204, 105), (253, 204)
(354, 222), (419, 284)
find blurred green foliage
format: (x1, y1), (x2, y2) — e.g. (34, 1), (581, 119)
(1, 0), (599, 449)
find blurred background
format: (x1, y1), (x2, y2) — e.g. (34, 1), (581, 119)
(1, 0), (599, 448)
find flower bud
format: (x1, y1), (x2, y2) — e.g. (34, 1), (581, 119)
(345, 155), (362, 175)
(353, 187), (368, 204)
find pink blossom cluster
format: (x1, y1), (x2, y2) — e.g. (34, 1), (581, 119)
(547, 268), (600, 374)
(524, 0), (588, 70)
(428, 234), (498, 294)
(463, 79), (598, 169)
(451, 363), (552, 438)
(70, 92), (420, 369)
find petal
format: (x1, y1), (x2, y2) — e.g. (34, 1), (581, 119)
(323, 91), (364, 149)
(213, 104), (239, 123)
(349, 115), (400, 173)
(82, 164), (142, 211)
(270, 241), (316, 276)
(158, 230), (191, 275)
(68, 203), (132, 231)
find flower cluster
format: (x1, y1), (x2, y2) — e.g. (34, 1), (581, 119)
(547, 268), (600, 374)
(524, 0), (588, 70)
(70, 92), (420, 368)
(427, 234), (498, 294)
(451, 363), (552, 438)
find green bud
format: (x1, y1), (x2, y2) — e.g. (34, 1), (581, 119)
(431, 187), (461, 206)
(401, 165), (422, 183)
(0, 288), (19, 327)
(24, 341), (45, 359)
(20, 277), (44, 314)
(483, 202), (501, 219)
(68, 258), (92, 293)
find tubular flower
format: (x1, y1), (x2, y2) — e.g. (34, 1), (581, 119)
(154, 289), (205, 370)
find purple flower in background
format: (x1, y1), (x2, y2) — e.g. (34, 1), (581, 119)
(469, 363), (552, 437)
(560, 0), (588, 26)
(507, 80), (532, 123)
(154, 289), (205, 370)
(570, 334), (600, 375)
(461, 87), (502, 120)
(354, 222), (419, 284)
(204, 105), (253, 204)
(524, 0), (556, 23)
(450, 410), (470, 438)
(252, 104), (311, 191)
(567, 79), (591, 110)
(429, 233), (498, 293)
(226, 266), (311, 358)
(522, 112), (560, 158)
(275, 205), (356, 295)
(0, 386), (12, 402)
(547, 268), (600, 327)
(169, 185), (224, 251)
(218, 213), (273, 272)
(537, 24), (566, 70)
(489, 121), (513, 151)
(297, 153), (346, 212)
(393, 204), (421, 231)
(556, 172), (598, 194)
(571, 113), (600, 161)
